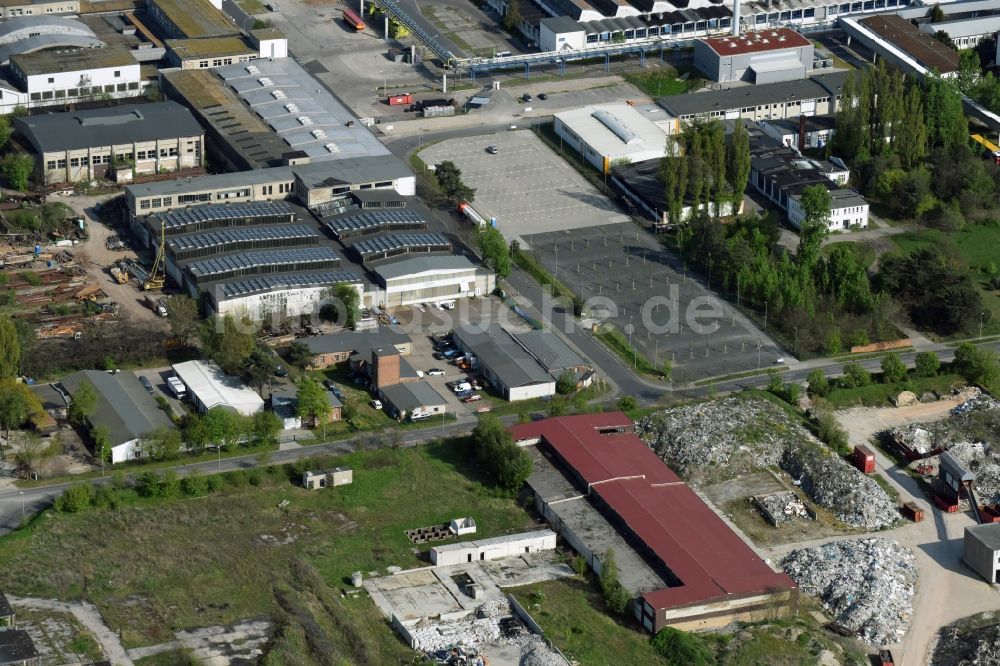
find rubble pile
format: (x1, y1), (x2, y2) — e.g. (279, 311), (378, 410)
(520, 636), (567, 666)
(931, 615), (1000, 666)
(635, 396), (808, 480)
(886, 389), (1000, 458)
(948, 442), (1000, 505)
(782, 444), (899, 530)
(781, 538), (917, 646)
(753, 491), (810, 525)
(637, 396), (899, 529)
(889, 424), (941, 456)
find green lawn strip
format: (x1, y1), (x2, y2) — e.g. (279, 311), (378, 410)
(622, 67), (692, 97)
(594, 324), (659, 376)
(821, 373), (965, 409)
(0, 440), (534, 650)
(512, 251), (575, 301)
(821, 240), (877, 269)
(235, 0), (266, 14)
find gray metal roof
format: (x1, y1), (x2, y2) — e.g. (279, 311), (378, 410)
(167, 224), (319, 253)
(216, 58), (390, 162)
(0, 15), (94, 43)
(967, 523), (1000, 550)
(0, 34), (103, 65)
(351, 233), (451, 260)
(657, 71), (849, 117)
(380, 381), (448, 413)
(324, 209), (427, 239)
(511, 329), (587, 375)
(216, 271), (360, 300)
(453, 325), (554, 389)
(373, 255), (477, 281)
(126, 166), (294, 199)
(15, 102), (203, 154)
(154, 200), (298, 232)
(923, 15), (1000, 38)
(61, 370), (174, 447)
(186, 246), (340, 279)
(292, 156), (413, 188)
(303, 328), (409, 355)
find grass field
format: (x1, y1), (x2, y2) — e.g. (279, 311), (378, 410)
(822, 372), (965, 409)
(595, 324), (659, 375)
(0, 440), (535, 653)
(892, 224), (1000, 337)
(822, 241), (877, 270)
(623, 66), (698, 97)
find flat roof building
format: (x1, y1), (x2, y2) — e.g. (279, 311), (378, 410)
(15, 101), (204, 184)
(964, 523), (1000, 583)
(379, 381), (449, 421)
(452, 325), (559, 402)
(60, 370), (175, 463)
(429, 529), (558, 566)
(512, 413), (796, 633)
(0, 0), (79, 18)
(7, 45), (143, 112)
(303, 328), (412, 368)
(171, 360), (265, 416)
(839, 15), (960, 78)
(553, 103), (677, 173)
(146, 0), (239, 39)
(694, 28), (813, 83)
(372, 255), (495, 309)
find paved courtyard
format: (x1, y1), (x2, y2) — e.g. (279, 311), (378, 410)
(420, 130), (630, 245)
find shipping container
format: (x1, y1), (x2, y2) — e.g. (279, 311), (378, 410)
(878, 648), (895, 666)
(387, 93), (412, 106)
(851, 445), (876, 474)
(342, 8), (365, 30)
(901, 501), (924, 523)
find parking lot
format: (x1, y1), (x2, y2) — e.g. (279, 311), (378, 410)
(419, 130), (630, 246)
(522, 222), (782, 380)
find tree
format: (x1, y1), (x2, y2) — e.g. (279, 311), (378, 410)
(475, 225), (511, 278)
(502, 0), (522, 31)
(726, 119), (751, 208)
(54, 484), (94, 513)
(14, 434), (56, 479)
(880, 352), (908, 384)
(616, 395), (637, 412)
(841, 362), (872, 388)
(328, 284), (360, 329)
(0, 314), (20, 379)
(200, 314), (256, 375)
(0, 115), (12, 152)
(1, 154), (34, 192)
(470, 413), (533, 492)
(953, 342), (1000, 386)
(202, 406), (246, 450)
(914, 351), (941, 378)
(930, 3), (945, 21)
(934, 30), (956, 50)
(244, 346), (275, 396)
(297, 377), (330, 437)
(897, 85), (927, 169)
(0, 380), (43, 442)
(288, 341), (312, 369)
(924, 75), (969, 153)
(798, 186), (832, 266)
(807, 369), (829, 397)
(68, 380), (97, 426)
(251, 410), (282, 447)
(815, 407), (850, 454)
(434, 161), (474, 203)
(651, 627), (713, 666)
(164, 296), (199, 346)
(139, 425), (182, 460)
(555, 371), (576, 395)
(92, 424), (111, 468)
(660, 147), (688, 226)
(598, 548), (618, 594)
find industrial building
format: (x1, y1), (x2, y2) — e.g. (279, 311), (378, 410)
(166, 28), (287, 69)
(379, 381), (449, 421)
(553, 103), (678, 173)
(512, 413), (796, 633)
(760, 114), (836, 150)
(429, 530), (558, 566)
(0, 0), (78, 18)
(693, 28), (813, 83)
(920, 15), (1000, 50)
(372, 256), (495, 309)
(0, 16), (101, 65)
(452, 325), (589, 401)
(963, 524), (1000, 583)
(612, 158), (744, 225)
(60, 370), (175, 464)
(146, 0), (240, 39)
(302, 328), (412, 368)
(839, 14), (960, 78)
(171, 360), (265, 416)
(15, 101), (204, 184)
(748, 126), (868, 230)
(657, 71), (848, 123)
(6, 45), (143, 112)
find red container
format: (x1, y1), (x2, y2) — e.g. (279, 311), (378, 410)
(934, 494), (959, 512)
(852, 445), (876, 474)
(388, 93), (412, 106)
(902, 501), (924, 523)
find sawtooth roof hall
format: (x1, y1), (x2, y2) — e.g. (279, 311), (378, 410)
(512, 413), (796, 633)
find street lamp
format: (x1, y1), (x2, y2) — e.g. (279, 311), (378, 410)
(19, 491), (24, 518)
(980, 311), (986, 340)
(379, 68), (386, 97)
(763, 300), (768, 332)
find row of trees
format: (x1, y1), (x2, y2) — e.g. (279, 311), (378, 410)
(469, 414), (532, 492)
(659, 119), (750, 226)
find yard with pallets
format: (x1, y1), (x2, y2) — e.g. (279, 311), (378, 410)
(0, 440), (536, 658)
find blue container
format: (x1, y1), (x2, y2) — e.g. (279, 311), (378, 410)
(34, 245), (41, 255)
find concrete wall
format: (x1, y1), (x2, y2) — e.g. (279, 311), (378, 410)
(430, 531), (557, 567)
(964, 528), (1000, 583)
(380, 269), (493, 308)
(650, 588), (797, 634)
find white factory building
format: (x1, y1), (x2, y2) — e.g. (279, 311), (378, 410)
(171, 360), (265, 416)
(371, 255), (496, 309)
(429, 529), (558, 566)
(554, 103), (678, 173)
(8, 47), (143, 113)
(693, 28), (814, 83)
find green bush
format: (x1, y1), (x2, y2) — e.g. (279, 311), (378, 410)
(181, 473), (208, 497)
(54, 484), (93, 513)
(650, 627), (714, 666)
(205, 474), (224, 493)
(616, 395), (638, 412)
(840, 363), (872, 388)
(807, 369), (829, 396)
(914, 351), (941, 378)
(815, 409), (850, 455)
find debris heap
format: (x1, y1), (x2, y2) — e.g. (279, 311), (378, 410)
(885, 389), (1000, 459)
(948, 442), (1000, 505)
(932, 615), (1000, 666)
(782, 443), (899, 530)
(781, 538), (917, 646)
(636, 396), (899, 529)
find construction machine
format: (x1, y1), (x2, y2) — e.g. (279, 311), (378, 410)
(143, 220), (166, 291)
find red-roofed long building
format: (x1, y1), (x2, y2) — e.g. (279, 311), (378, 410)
(512, 413), (796, 633)
(693, 28), (814, 84)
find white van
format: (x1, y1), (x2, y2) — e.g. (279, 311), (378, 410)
(452, 382), (472, 393)
(166, 376), (186, 399)
(410, 412), (432, 421)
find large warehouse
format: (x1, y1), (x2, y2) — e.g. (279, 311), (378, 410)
(693, 28), (814, 83)
(553, 104), (678, 173)
(512, 413), (797, 633)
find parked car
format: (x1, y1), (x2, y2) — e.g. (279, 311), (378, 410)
(433, 352), (445, 360)
(427, 368), (445, 376)
(521, 94), (533, 103)
(274, 366), (288, 377)
(443, 349), (459, 359)
(537, 93), (548, 100)
(452, 382), (472, 393)
(455, 390), (473, 399)
(370, 399), (383, 410)
(139, 376), (154, 394)
(463, 394), (481, 403)
(487, 145), (499, 154)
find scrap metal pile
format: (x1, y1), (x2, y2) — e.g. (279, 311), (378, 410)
(636, 396), (899, 529)
(932, 615), (1000, 666)
(781, 538), (917, 646)
(887, 389), (1000, 458)
(752, 491), (810, 526)
(948, 442), (1000, 505)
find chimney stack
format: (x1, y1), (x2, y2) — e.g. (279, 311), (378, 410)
(732, 0), (741, 36)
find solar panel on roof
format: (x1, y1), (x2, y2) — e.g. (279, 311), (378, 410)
(167, 224), (319, 252)
(324, 209), (427, 238)
(350, 233), (451, 256)
(153, 201), (296, 231)
(187, 246), (340, 278)
(219, 271), (360, 299)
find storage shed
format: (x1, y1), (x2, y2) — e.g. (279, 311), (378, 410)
(429, 529), (557, 566)
(171, 360), (264, 416)
(302, 467), (353, 490)
(963, 523), (1000, 583)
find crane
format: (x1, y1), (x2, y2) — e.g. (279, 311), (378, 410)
(144, 220), (166, 291)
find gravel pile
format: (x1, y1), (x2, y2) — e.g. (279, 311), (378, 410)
(948, 442), (1000, 505)
(637, 396), (899, 529)
(782, 443), (900, 530)
(781, 538), (917, 646)
(520, 636), (567, 666)
(635, 396), (809, 481)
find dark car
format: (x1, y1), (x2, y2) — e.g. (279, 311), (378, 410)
(433, 352), (445, 360)
(537, 93), (548, 100)
(274, 366), (288, 377)
(522, 94), (533, 103)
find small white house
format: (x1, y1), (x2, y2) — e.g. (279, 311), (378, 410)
(171, 360), (264, 416)
(450, 517), (477, 536)
(302, 467), (353, 490)
(429, 529), (557, 567)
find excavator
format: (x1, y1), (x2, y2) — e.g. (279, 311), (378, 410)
(143, 220), (166, 291)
